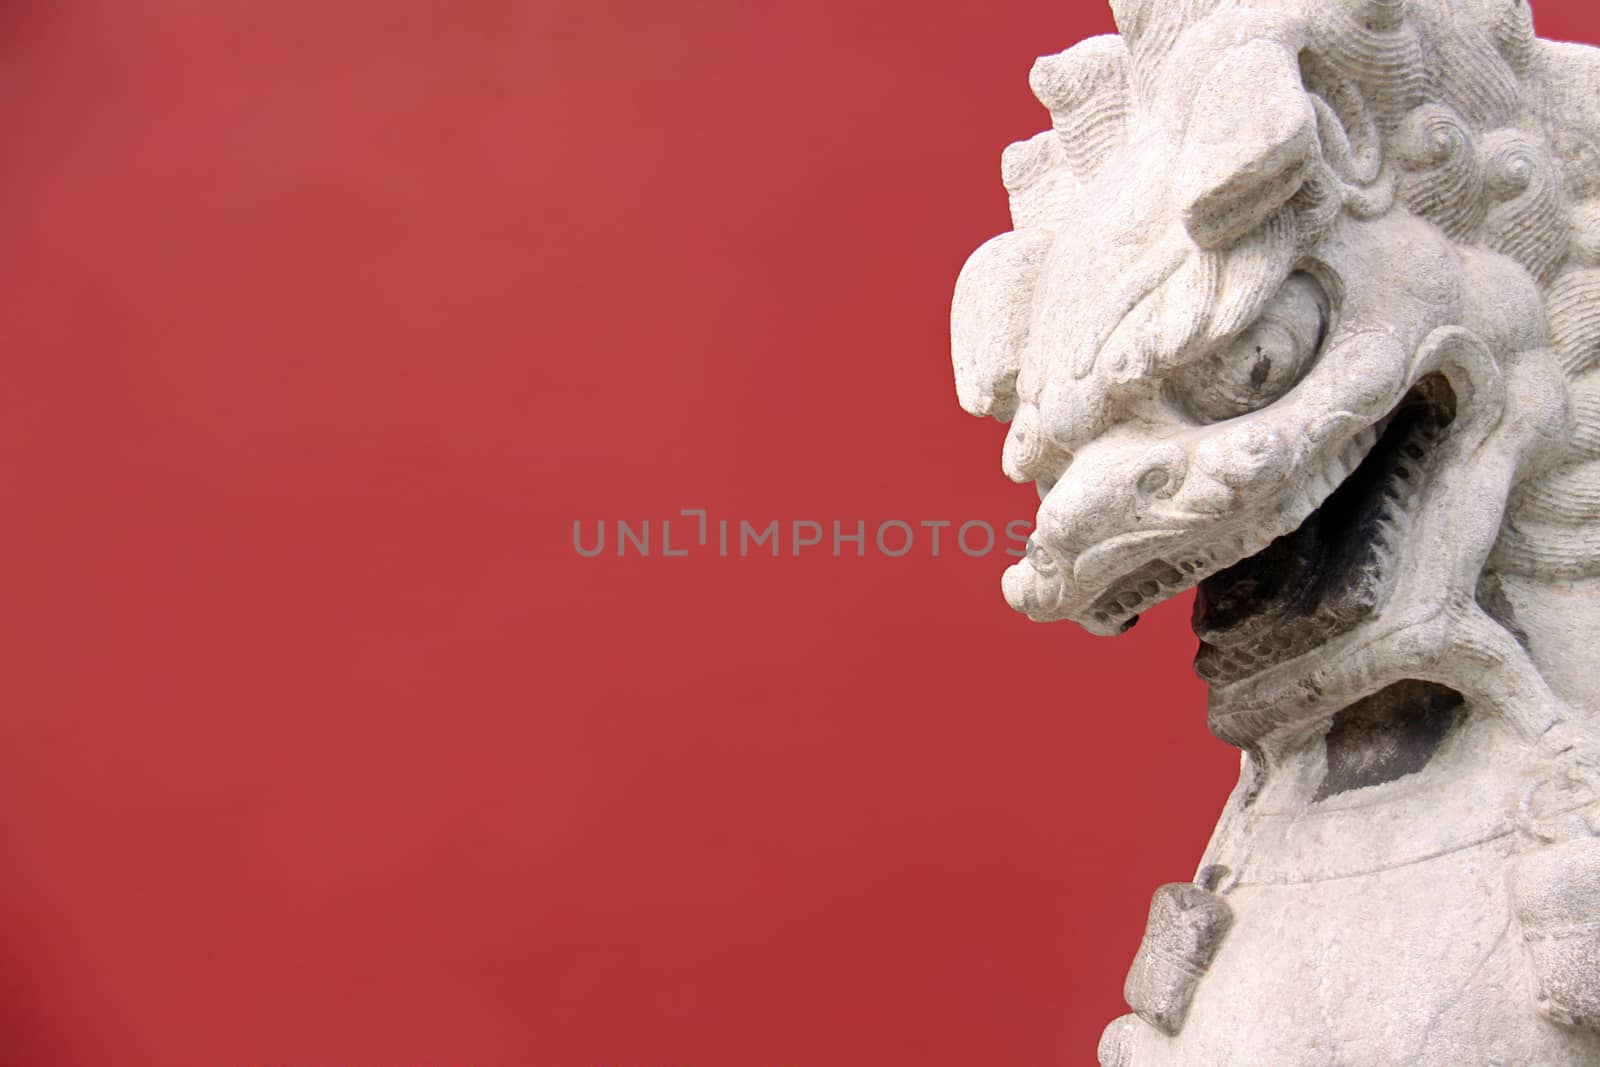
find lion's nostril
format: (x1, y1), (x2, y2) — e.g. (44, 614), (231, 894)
(1138, 468), (1174, 496)
(1026, 538), (1060, 575)
(1137, 464), (1185, 499)
(1136, 444), (1189, 499)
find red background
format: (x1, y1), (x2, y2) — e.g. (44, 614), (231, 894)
(2, 2), (1595, 1064)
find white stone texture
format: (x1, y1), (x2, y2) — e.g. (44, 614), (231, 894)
(951, 1), (1600, 1062)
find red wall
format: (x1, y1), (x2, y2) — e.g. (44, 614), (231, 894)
(2, 2), (1596, 1064)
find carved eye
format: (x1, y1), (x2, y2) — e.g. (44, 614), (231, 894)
(1173, 272), (1329, 423)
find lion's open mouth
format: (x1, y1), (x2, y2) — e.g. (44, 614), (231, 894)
(1191, 375), (1457, 685)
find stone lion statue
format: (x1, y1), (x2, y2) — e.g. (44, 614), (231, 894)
(950, 1), (1600, 1062)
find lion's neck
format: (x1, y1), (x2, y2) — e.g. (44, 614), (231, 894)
(1494, 573), (1600, 714)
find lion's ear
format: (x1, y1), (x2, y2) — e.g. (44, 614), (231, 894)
(1178, 41), (1318, 249)
(1029, 36), (1131, 182)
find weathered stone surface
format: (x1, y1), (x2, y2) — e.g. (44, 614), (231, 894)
(1123, 881), (1233, 1037)
(950, 1), (1600, 1061)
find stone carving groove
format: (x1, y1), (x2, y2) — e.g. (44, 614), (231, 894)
(950, 1), (1600, 1061)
